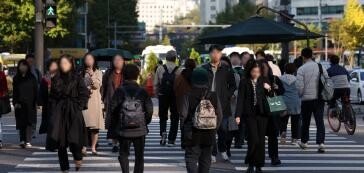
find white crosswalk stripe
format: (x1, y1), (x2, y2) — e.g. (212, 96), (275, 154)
(8, 119), (364, 173)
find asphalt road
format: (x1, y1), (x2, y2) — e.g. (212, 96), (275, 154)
(1, 104), (364, 173)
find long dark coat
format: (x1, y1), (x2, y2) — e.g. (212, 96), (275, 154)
(13, 73), (38, 130)
(47, 73), (89, 149)
(39, 76), (52, 134)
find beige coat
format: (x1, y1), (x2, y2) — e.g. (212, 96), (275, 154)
(82, 69), (105, 130)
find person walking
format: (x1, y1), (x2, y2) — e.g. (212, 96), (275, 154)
(103, 54), (125, 152)
(81, 53), (104, 155)
(296, 48), (329, 153)
(265, 54), (282, 77)
(259, 60), (284, 166)
(174, 59), (196, 149)
(0, 63), (10, 148)
(279, 63), (301, 145)
(183, 67), (223, 173)
(13, 60), (38, 148)
(25, 54), (41, 138)
(47, 55), (89, 172)
(154, 50), (182, 146)
(235, 59), (270, 173)
(201, 45), (236, 162)
(38, 60), (58, 150)
(109, 64), (153, 173)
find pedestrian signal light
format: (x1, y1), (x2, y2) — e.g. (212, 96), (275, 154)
(45, 4), (57, 28)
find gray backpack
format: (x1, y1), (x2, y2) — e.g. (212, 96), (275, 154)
(120, 88), (145, 129)
(193, 96), (217, 130)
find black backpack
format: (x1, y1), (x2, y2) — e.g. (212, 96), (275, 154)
(159, 65), (178, 95)
(120, 88), (145, 130)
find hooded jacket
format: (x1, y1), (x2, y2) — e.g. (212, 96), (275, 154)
(280, 74), (301, 114)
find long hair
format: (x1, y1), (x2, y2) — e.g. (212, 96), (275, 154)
(182, 59), (197, 84)
(15, 59), (31, 78)
(245, 59), (260, 80)
(81, 53), (98, 76)
(257, 59), (274, 83)
(58, 54), (76, 74)
(111, 54), (125, 70)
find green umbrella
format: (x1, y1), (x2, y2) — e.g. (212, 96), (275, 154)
(90, 48), (132, 60)
(199, 16), (323, 44)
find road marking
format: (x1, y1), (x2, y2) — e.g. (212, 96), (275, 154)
(16, 163), (185, 168)
(235, 167), (364, 171)
(232, 160), (364, 164)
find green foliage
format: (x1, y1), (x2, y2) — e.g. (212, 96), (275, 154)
(189, 48), (201, 65)
(88, 0), (138, 48)
(215, 1), (256, 25)
(161, 35), (171, 45)
(145, 52), (158, 74)
(296, 23), (321, 49)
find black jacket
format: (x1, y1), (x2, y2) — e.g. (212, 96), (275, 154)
(109, 81), (153, 138)
(201, 63), (236, 117)
(13, 73), (38, 130)
(235, 78), (270, 119)
(182, 86), (223, 146)
(47, 73), (89, 149)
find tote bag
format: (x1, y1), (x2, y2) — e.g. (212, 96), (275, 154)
(267, 95), (287, 113)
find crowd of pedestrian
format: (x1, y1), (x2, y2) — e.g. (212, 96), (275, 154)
(0, 45), (348, 173)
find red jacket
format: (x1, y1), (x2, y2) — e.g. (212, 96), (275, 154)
(0, 71), (8, 97)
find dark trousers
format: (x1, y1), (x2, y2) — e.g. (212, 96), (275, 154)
(118, 136), (145, 173)
(19, 125), (32, 143)
(301, 99), (325, 144)
(185, 144), (212, 173)
(267, 115), (280, 159)
(158, 95), (179, 143)
(234, 122), (246, 146)
(245, 115), (268, 167)
(58, 144), (83, 171)
(217, 125), (233, 154)
(280, 114), (301, 139)
(329, 88), (350, 108)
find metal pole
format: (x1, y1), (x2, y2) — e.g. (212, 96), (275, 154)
(318, 0), (322, 30)
(84, 0), (88, 49)
(34, 0), (44, 73)
(114, 22), (117, 49)
(325, 33), (328, 61)
(159, 9), (163, 43)
(107, 0), (110, 48)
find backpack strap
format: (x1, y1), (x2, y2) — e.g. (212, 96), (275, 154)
(163, 65), (169, 74)
(163, 65), (178, 74)
(171, 66), (179, 74)
(318, 63), (323, 75)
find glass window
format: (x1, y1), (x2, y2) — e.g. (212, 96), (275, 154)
(322, 5), (344, 15)
(360, 72), (364, 81)
(351, 72), (359, 82)
(211, 6), (216, 10)
(296, 7), (318, 15)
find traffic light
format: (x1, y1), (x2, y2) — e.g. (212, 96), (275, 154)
(45, 3), (57, 28)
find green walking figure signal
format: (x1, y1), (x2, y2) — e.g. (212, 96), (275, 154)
(47, 6), (55, 16)
(45, 4), (57, 28)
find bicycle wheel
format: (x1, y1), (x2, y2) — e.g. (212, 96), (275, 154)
(344, 105), (356, 135)
(327, 106), (341, 133)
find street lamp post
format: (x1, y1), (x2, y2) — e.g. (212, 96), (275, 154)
(34, 0), (44, 73)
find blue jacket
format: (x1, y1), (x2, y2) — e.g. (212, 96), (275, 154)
(327, 64), (350, 89)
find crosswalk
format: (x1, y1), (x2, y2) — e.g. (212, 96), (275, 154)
(7, 119), (364, 173)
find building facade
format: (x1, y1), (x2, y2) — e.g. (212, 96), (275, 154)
(137, 0), (197, 32)
(200, 0), (239, 24)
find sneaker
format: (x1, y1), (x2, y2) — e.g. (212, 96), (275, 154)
(111, 146), (118, 153)
(211, 155), (216, 163)
(167, 142), (175, 147)
(19, 141), (25, 149)
(298, 142), (308, 150)
(25, 143), (32, 148)
(291, 139), (298, 145)
(280, 132), (287, 144)
(318, 143), (325, 153)
(160, 132), (167, 146)
(221, 152), (229, 161)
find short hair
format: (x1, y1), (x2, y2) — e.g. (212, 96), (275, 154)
(221, 56), (232, 68)
(25, 54), (35, 59)
(241, 51), (250, 57)
(265, 54), (274, 61)
(329, 54), (340, 65)
(301, 47), (313, 59)
(208, 45), (224, 53)
(285, 63), (297, 75)
(255, 50), (265, 57)
(123, 64), (140, 81)
(229, 52), (240, 59)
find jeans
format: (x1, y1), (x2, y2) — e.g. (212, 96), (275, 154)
(280, 114), (301, 139)
(245, 115), (268, 167)
(267, 115), (280, 159)
(158, 95), (179, 143)
(19, 125), (32, 143)
(301, 99), (325, 144)
(185, 144), (212, 173)
(118, 136), (145, 173)
(58, 144), (83, 171)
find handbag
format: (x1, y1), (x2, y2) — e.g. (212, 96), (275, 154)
(228, 116), (239, 131)
(0, 96), (11, 115)
(267, 95), (287, 113)
(318, 63), (334, 101)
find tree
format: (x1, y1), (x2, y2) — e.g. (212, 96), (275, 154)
(162, 35), (171, 45)
(296, 23), (321, 50)
(145, 52), (158, 74)
(88, 0), (138, 48)
(189, 48), (201, 65)
(0, 0), (82, 52)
